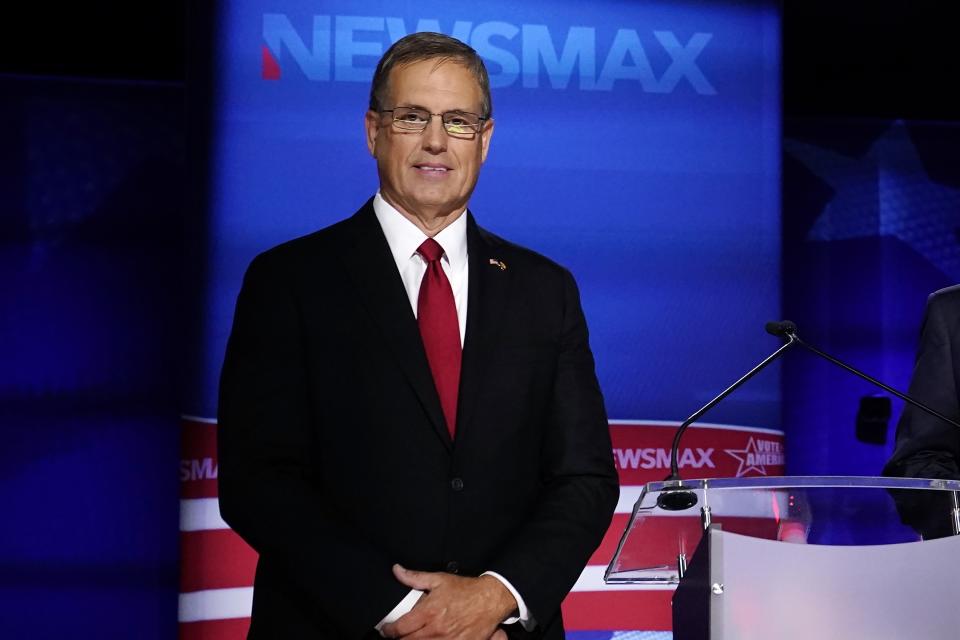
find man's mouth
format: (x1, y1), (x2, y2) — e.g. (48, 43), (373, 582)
(414, 164), (450, 173)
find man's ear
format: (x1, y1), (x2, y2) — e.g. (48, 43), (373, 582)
(479, 117), (495, 164)
(364, 110), (380, 157)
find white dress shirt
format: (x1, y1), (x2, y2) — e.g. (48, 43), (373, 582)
(371, 192), (535, 632)
(373, 192), (469, 344)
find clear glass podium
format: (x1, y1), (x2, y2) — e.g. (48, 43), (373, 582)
(605, 476), (960, 639)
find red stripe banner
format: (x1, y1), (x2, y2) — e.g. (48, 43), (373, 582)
(179, 417), (785, 637)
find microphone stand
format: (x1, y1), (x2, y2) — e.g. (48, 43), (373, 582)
(657, 319), (960, 512)
(657, 330), (799, 510)
(781, 327), (960, 431)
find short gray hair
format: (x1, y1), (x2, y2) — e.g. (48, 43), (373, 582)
(368, 32), (492, 118)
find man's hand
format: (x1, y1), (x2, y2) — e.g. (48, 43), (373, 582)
(380, 564), (517, 639)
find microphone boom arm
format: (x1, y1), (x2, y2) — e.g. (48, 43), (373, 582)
(786, 329), (960, 431)
(667, 333), (798, 480)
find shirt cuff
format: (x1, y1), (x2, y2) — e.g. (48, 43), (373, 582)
(375, 589), (424, 636)
(482, 571), (537, 631)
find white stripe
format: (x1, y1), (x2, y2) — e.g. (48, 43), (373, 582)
(179, 587), (253, 622)
(175, 569), (669, 623)
(615, 486), (645, 513)
(571, 565), (675, 592)
(608, 419), (784, 436)
(180, 498), (230, 532)
(178, 487), (776, 527)
(180, 414), (785, 436)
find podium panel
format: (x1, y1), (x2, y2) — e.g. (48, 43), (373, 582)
(696, 527), (960, 639)
(606, 476), (960, 639)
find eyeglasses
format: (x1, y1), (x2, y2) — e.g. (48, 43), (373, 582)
(380, 107), (487, 139)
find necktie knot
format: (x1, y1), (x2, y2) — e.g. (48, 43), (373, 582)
(417, 238), (445, 263)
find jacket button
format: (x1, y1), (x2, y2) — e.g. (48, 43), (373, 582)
(450, 477), (464, 491)
(445, 560), (460, 573)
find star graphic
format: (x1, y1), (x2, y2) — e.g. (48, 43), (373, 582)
(785, 121), (960, 280)
(724, 437), (768, 477)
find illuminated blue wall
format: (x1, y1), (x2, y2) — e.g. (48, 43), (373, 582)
(0, 2), (782, 637)
(193, 1), (783, 434)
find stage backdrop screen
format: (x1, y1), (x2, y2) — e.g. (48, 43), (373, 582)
(185, 1), (781, 636)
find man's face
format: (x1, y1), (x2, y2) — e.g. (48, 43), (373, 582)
(365, 58), (494, 222)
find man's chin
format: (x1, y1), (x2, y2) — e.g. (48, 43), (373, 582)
(403, 195), (466, 218)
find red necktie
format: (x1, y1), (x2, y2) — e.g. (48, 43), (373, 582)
(416, 238), (461, 438)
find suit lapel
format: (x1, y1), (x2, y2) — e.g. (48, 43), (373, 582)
(339, 201), (452, 450)
(456, 214), (511, 445)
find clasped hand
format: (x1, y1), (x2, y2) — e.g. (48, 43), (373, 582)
(380, 564), (516, 640)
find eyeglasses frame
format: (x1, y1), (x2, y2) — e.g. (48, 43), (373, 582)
(379, 107), (489, 139)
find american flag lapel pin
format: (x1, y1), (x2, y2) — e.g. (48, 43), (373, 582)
(488, 258), (507, 271)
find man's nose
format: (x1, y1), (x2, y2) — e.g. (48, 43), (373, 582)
(421, 115), (448, 153)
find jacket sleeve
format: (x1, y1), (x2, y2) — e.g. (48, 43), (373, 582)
(486, 268), (620, 622)
(884, 291), (960, 480)
(217, 252), (409, 636)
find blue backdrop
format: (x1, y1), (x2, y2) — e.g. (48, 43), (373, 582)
(0, 2), (783, 637)
(0, 78), (183, 638)
(782, 119), (960, 476)
(193, 0), (783, 434)
(5, 4), (959, 638)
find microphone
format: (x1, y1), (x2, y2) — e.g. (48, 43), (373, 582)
(765, 320), (797, 338)
(657, 326), (799, 510)
(767, 322), (960, 432)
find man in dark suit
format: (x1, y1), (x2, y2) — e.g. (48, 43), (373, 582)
(217, 32), (619, 639)
(884, 284), (960, 480)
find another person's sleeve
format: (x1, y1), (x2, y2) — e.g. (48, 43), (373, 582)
(885, 292), (960, 480)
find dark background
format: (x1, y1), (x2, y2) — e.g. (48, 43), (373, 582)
(3, 2), (956, 118)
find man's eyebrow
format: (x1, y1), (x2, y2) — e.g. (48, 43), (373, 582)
(395, 103), (476, 114)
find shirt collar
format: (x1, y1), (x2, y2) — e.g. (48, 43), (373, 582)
(373, 191), (468, 270)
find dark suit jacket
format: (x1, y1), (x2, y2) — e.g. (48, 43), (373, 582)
(217, 200), (619, 639)
(884, 284), (960, 480)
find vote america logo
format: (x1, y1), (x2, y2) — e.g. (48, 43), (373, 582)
(724, 437), (785, 477)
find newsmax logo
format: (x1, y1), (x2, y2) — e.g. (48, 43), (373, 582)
(261, 14), (716, 94)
